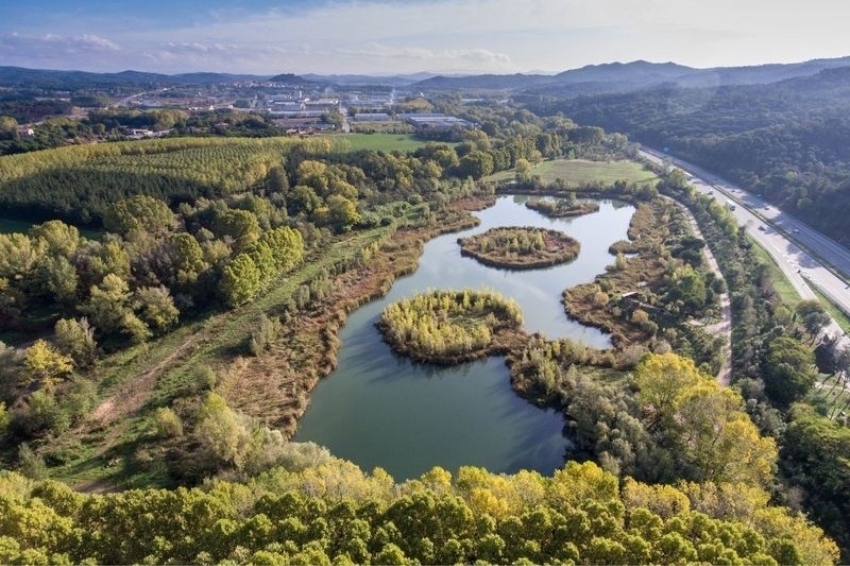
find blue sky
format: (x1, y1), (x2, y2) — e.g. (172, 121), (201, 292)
(2, 0), (849, 75)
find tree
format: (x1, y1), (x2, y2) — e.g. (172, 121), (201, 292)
(762, 336), (817, 407)
(633, 353), (706, 427)
(133, 286), (180, 332)
(672, 382), (776, 485)
(21, 340), (73, 389)
(103, 195), (177, 238)
(326, 195), (360, 232)
(196, 392), (252, 469)
(0, 115), (18, 140)
(54, 318), (97, 367)
(257, 227), (304, 272)
(213, 209), (261, 250)
(81, 273), (132, 334)
(166, 233), (207, 287)
(221, 254), (263, 307)
(29, 220), (81, 257)
(36, 256), (78, 304)
(514, 158), (532, 182)
(456, 151), (494, 180)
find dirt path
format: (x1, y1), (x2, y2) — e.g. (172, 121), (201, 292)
(89, 337), (198, 428)
(669, 197), (732, 385)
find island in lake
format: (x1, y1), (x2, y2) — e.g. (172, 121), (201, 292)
(458, 226), (580, 270)
(525, 196), (600, 218)
(377, 289), (525, 364)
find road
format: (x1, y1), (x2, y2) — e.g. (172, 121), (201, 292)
(640, 147), (850, 350)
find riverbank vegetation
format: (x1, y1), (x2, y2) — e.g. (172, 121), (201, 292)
(561, 197), (725, 372)
(378, 289), (524, 363)
(458, 227), (580, 269)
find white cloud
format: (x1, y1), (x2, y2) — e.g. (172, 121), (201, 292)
(1, 0), (849, 74)
(335, 44), (511, 70)
(0, 32), (119, 54)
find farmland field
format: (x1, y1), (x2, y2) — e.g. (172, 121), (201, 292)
(487, 158), (658, 186)
(333, 133), (434, 152)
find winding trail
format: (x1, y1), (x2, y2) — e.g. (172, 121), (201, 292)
(666, 196), (732, 385)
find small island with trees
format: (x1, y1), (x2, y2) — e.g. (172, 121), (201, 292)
(377, 289), (524, 364)
(458, 226), (580, 270)
(524, 194), (600, 218)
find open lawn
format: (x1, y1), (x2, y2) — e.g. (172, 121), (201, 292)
(487, 158), (659, 186)
(332, 133), (432, 153)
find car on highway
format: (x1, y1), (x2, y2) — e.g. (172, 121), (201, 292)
(758, 225), (766, 231)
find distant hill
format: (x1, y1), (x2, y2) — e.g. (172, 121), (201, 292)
(3, 55), (850, 92)
(412, 56), (850, 94)
(0, 66), (270, 89)
(300, 72), (439, 87)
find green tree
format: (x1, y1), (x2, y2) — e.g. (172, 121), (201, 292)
(196, 392), (252, 469)
(81, 273), (132, 334)
(103, 195), (177, 238)
(326, 195), (360, 232)
(133, 286), (180, 332)
(21, 339), (73, 389)
(762, 336), (817, 407)
(456, 151), (494, 180)
(29, 220), (81, 257)
(54, 318), (97, 367)
(221, 254), (263, 307)
(214, 209), (261, 250)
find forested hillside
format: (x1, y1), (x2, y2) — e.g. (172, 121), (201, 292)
(533, 67), (850, 245)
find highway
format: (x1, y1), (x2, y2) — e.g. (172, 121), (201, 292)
(640, 148), (850, 349)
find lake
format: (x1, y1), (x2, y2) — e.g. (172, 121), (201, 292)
(293, 196), (635, 480)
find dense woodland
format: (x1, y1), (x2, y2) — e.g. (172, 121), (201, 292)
(0, 98), (848, 562)
(532, 67), (850, 245)
(0, 457), (837, 565)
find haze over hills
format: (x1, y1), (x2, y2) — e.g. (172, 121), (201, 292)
(412, 55), (850, 93)
(3, 54), (850, 91)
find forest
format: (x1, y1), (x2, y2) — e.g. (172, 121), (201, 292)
(0, 98), (848, 563)
(533, 67), (850, 246)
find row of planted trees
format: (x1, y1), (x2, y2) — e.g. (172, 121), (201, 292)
(0, 454), (837, 565)
(652, 165), (850, 559)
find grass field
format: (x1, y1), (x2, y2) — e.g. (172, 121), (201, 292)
(487, 158), (659, 185)
(748, 237), (802, 307)
(332, 133), (433, 153)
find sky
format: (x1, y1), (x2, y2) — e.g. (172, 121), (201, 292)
(1, 0), (850, 76)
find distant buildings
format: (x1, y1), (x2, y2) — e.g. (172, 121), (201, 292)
(398, 113), (474, 130)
